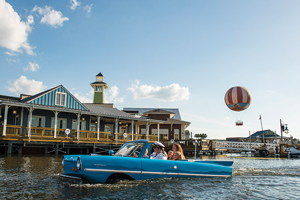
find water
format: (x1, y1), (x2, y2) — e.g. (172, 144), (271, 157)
(0, 155), (299, 200)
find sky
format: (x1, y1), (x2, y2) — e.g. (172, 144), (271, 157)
(1, 0), (300, 140)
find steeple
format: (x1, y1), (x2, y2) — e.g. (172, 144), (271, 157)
(90, 72), (109, 104)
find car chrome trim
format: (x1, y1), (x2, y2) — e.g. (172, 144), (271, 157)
(84, 168), (231, 177)
(142, 171), (177, 176)
(84, 168), (141, 174)
(59, 173), (82, 180)
(178, 173), (231, 177)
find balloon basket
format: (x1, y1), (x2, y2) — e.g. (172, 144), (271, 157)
(236, 121), (243, 126)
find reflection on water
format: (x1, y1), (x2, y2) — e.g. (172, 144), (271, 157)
(0, 155), (300, 199)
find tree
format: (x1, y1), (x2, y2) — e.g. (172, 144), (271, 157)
(194, 133), (207, 139)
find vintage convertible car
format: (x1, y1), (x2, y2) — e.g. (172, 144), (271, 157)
(60, 140), (233, 184)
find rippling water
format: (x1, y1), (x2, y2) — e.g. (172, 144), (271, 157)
(0, 155), (299, 200)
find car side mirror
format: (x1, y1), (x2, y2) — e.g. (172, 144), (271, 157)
(109, 150), (114, 156)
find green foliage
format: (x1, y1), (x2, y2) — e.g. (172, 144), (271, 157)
(194, 133), (207, 139)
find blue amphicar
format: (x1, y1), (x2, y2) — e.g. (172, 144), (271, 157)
(60, 140), (233, 184)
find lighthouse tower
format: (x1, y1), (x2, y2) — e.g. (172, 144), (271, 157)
(90, 73), (109, 104)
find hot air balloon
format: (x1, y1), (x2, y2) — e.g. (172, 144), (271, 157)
(224, 86), (251, 126)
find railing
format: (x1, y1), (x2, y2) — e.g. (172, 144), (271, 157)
(0, 125), (158, 144)
(1, 125), (27, 136)
(212, 140), (278, 151)
(160, 139), (204, 150)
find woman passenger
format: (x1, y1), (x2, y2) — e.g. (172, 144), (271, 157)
(171, 143), (186, 160)
(173, 151), (183, 160)
(167, 150), (173, 160)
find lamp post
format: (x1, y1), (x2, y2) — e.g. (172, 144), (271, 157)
(259, 115), (265, 143)
(280, 119), (288, 144)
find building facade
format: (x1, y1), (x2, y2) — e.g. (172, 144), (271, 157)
(123, 108), (191, 141)
(0, 73), (191, 154)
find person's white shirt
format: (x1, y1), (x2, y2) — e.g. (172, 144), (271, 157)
(151, 152), (167, 160)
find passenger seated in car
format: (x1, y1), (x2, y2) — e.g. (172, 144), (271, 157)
(150, 141), (167, 160)
(171, 143), (186, 160)
(173, 151), (183, 160)
(167, 150), (173, 160)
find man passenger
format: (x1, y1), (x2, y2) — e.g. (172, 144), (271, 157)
(150, 141), (167, 160)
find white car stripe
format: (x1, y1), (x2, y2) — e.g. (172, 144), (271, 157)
(84, 168), (231, 177)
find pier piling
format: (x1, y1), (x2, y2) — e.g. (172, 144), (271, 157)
(18, 146), (22, 155)
(55, 144), (59, 155)
(7, 142), (12, 155)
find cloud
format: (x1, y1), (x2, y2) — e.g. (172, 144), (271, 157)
(6, 58), (19, 63)
(70, 0), (81, 10)
(83, 4), (93, 15)
(5, 52), (17, 56)
(224, 117), (230, 120)
(127, 80), (190, 102)
(0, 0), (35, 55)
(106, 86), (124, 104)
(73, 89), (93, 103)
(23, 62), (40, 72)
(32, 6), (69, 28)
(7, 76), (47, 95)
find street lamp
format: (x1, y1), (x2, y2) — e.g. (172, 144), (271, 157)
(280, 119), (288, 144)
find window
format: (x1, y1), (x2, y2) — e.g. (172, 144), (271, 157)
(141, 128), (146, 134)
(152, 128), (168, 140)
(72, 120), (86, 130)
(51, 118), (67, 129)
(119, 126), (127, 133)
(55, 92), (66, 106)
(159, 129), (169, 140)
(32, 116), (45, 127)
(105, 125), (113, 133)
(174, 129), (179, 140)
(97, 78), (103, 82)
(95, 86), (103, 92)
(90, 123), (97, 131)
(15, 115), (20, 125)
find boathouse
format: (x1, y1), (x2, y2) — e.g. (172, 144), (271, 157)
(0, 73), (191, 155)
(0, 73), (159, 154)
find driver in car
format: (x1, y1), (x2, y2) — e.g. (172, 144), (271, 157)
(150, 141), (167, 160)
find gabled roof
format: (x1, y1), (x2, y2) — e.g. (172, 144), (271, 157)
(143, 109), (176, 118)
(20, 85), (88, 111)
(123, 108), (181, 120)
(20, 85), (61, 103)
(96, 72), (103, 76)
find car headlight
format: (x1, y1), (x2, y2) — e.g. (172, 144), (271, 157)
(62, 156), (65, 166)
(76, 157), (82, 170)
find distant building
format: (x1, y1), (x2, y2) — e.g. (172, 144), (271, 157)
(242, 129), (289, 143)
(123, 108), (191, 141)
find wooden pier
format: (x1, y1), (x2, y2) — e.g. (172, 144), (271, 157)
(0, 124), (157, 155)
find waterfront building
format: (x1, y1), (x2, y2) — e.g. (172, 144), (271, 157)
(123, 108), (191, 141)
(0, 73), (191, 154)
(242, 129), (289, 143)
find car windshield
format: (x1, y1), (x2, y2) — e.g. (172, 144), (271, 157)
(115, 142), (145, 157)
